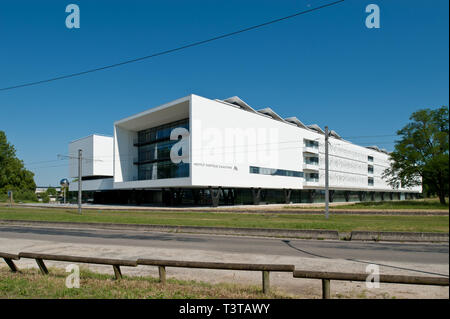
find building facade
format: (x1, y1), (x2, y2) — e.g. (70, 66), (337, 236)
(68, 94), (421, 206)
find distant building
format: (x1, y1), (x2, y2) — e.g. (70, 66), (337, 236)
(68, 94), (421, 206)
(35, 186), (61, 194)
(35, 186), (61, 203)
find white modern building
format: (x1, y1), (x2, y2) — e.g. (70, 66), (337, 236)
(68, 94), (421, 206)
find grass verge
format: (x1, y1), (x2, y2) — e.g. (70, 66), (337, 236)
(0, 267), (289, 299)
(285, 198), (449, 211)
(0, 206), (448, 232)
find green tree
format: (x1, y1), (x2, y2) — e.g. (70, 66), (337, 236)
(0, 131), (36, 193)
(46, 187), (57, 196)
(40, 192), (50, 203)
(384, 106), (449, 204)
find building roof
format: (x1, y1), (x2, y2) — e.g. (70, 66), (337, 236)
(223, 96), (258, 113)
(307, 124), (325, 134)
(219, 95), (388, 155)
(330, 130), (342, 139)
(257, 107), (285, 122)
(284, 117), (309, 130)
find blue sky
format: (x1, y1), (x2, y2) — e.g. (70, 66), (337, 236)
(0, 0), (448, 186)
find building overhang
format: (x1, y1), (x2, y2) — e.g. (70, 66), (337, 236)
(114, 95), (191, 131)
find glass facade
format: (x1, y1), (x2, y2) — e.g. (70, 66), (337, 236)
(135, 119), (189, 180)
(249, 166), (304, 178)
(136, 119), (189, 145)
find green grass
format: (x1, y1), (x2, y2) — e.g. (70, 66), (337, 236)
(0, 267), (289, 299)
(0, 206), (448, 232)
(333, 199), (448, 210)
(285, 198), (449, 211)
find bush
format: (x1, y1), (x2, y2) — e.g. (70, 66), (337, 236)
(40, 192), (50, 203)
(0, 189), (39, 203)
(15, 190), (38, 202)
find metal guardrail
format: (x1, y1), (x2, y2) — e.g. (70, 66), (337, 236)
(293, 270), (449, 299)
(1, 251), (449, 297)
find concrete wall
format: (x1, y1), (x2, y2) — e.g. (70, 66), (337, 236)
(191, 95), (303, 189)
(69, 134), (113, 178)
(112, 96), (191, 188)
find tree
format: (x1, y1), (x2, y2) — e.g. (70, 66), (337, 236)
(0, 131), (36, 193)
(383, 106), (449, 204)
(46, 187), (58, 196)
(40, 192), (50, 203)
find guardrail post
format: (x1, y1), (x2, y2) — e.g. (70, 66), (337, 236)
(262, 271), (270, 294)
(35, 258), (48, 275)
(3, 258), (18, 272)
(322, 279), (330, 299)
(158, 266), (166, 284)
(113, 265), (122, 280)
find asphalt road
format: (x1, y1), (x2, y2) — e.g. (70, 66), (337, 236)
(0, 225), (448, 268)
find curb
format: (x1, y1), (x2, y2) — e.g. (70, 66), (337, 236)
(350, 231), (449, 243)
(0, 219), (448, 242)
(0, 219), (339, 240)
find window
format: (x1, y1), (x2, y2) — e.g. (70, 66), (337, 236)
(136, 119), (189, 145)
(136, 119), (190, 180)
(249, 166), (303, 178)
(368, 165), (374, 174)
(368, 177), (374, 186)
(304, 139), (319, 149)
(304, 156), (319, 165)
(138, 161), (189, 180)
(305, 172), (319, 182)
(368, 156), (374, 162)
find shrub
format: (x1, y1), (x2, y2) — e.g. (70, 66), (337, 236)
(15, 190), (38, 202)
(40, 192), (50, 203)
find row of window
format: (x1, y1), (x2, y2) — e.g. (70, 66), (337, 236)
(138, 161), (189, 180)
(249, 166), (304, 178)
(136, 119), (190, 180)
(136, 118), (189, 145)
(138, 139), (178, 163)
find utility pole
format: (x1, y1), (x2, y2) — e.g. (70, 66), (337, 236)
(78, 149), (82, 215)
(324, 126), (329, 219)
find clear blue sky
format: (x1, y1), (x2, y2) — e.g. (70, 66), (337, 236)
(0, 0), (448, 186)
